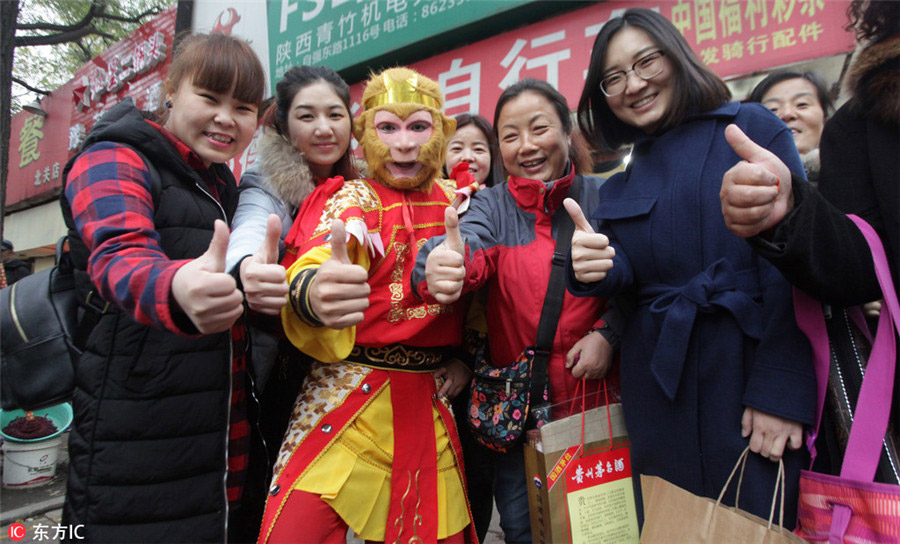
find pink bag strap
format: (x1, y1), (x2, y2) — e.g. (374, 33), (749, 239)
(793, 215), (899, 480)
(841, 215), (899, 481)
(792, 286), (829, 462)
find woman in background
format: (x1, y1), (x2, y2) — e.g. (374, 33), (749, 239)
(442, 112), (500, 543)
(445, 113), (502, 190)
(748, 70), (833, 184)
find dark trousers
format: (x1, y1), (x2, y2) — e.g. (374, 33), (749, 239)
(453, 389), (495, 543)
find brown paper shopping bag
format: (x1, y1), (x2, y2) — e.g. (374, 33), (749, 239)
(525, 388), (639, 544)
(640, 447), (804, 544)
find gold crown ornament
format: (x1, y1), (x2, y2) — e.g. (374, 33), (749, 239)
(364, 73), (440, 110)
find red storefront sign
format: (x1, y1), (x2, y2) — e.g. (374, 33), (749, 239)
(8, 79), (76, 209)
(6, 7), (176, 209)
(347, 0), (855, 122)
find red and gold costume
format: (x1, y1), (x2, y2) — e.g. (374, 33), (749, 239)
(259, 68), (473, 544)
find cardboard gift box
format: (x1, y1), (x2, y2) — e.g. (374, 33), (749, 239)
(524, 402), (639, 544)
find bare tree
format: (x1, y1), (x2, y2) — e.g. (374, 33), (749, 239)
(2, 0), (162, 242)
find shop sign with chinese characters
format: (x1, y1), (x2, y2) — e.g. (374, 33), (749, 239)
(267, 0), (540, 88)
(7, 79), (76, 209)
(6, 7), (175, 209)
(339, 0), (855, 121)
(69, 6), (176, 145)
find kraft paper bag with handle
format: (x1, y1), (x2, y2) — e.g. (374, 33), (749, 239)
(640, 446), (804, 544)
(525, 381), (639, 544)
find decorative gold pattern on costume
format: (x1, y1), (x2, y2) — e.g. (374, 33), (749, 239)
(272, 363), (369, 477)
(412, 469), (424, 544)
(434, 178), (458, 202)
(391, 470), (425, 544)
(393, 471), (410, 544)
(289, 268), (323, 327)
(387, 242), (451, 323)
(365, 74), (439, 110)
(347, 345), (444, 370)
(311, 179), (383, 240)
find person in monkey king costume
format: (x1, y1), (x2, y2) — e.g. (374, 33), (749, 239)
(258, 67), (476, 544)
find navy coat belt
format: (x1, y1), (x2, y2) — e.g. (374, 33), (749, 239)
(638, 258), (763, 400)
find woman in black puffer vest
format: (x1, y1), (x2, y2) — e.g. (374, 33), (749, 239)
(59, 33), (265, 542)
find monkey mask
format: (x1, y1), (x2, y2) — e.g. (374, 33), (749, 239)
(353, 67), (456, 191)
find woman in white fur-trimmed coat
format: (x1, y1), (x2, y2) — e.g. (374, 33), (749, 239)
(224, 65), (360, 542)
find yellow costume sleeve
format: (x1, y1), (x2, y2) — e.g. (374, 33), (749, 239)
(281, 238), (372, 363)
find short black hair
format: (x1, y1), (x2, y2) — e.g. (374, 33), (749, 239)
(578, 8), (731, 153)
(748, 71), (834, 117)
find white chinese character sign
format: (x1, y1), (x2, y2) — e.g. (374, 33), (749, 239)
(70, 7), (174, 129)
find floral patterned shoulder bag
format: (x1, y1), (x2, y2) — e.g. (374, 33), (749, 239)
(466, 178), (580, 452)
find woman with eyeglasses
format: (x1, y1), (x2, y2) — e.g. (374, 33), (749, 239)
(566, 8), (815, 528)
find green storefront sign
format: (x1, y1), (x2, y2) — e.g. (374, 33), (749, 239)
(268, 0), (544, 86)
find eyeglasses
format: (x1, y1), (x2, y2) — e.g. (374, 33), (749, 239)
(599, 51), (666, 97)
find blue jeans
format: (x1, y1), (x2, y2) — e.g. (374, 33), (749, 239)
(490, 447), (532, 544)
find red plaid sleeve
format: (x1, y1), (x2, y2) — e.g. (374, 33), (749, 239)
(65, 142), (192, 334)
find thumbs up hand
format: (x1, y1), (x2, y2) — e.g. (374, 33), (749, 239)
(308, 219), (370, 329)
(720, 124), (795, 238)
(240, 214), (289, 315)
(172, 219), (245, 334)
(564, 198), (615, 284)
(425, 206), (466, 305)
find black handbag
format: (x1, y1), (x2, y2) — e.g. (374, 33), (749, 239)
(1, 236), (106, 410)
(818, 305), (900, 484)
(467, 179), (580, 452)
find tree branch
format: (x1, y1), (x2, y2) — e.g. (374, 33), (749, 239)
(15, 25), (98, 47)
(17, 22), (83, 32)
(75, 40), (93, 62)
(97, 6), (161, 24)
(14, 0), (108, 48)
(12, 76), (51, 96)
(94, 29), (116, 41)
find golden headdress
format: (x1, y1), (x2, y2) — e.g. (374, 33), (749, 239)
(354, 67), (455, 191)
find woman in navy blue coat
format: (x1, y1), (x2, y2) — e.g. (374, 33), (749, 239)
(565, 8), (816, 528)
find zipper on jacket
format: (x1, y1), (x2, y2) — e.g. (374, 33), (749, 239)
(191, 179), (232, 540)
(194, 181), (228, 222)
(223, 330), (233, 543)
(243, 324), (273, 493)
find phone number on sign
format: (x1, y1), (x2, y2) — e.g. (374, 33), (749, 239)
(420, 0), (469, 19)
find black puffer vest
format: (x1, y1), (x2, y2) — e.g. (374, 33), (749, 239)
(59, 99), (239, 542)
